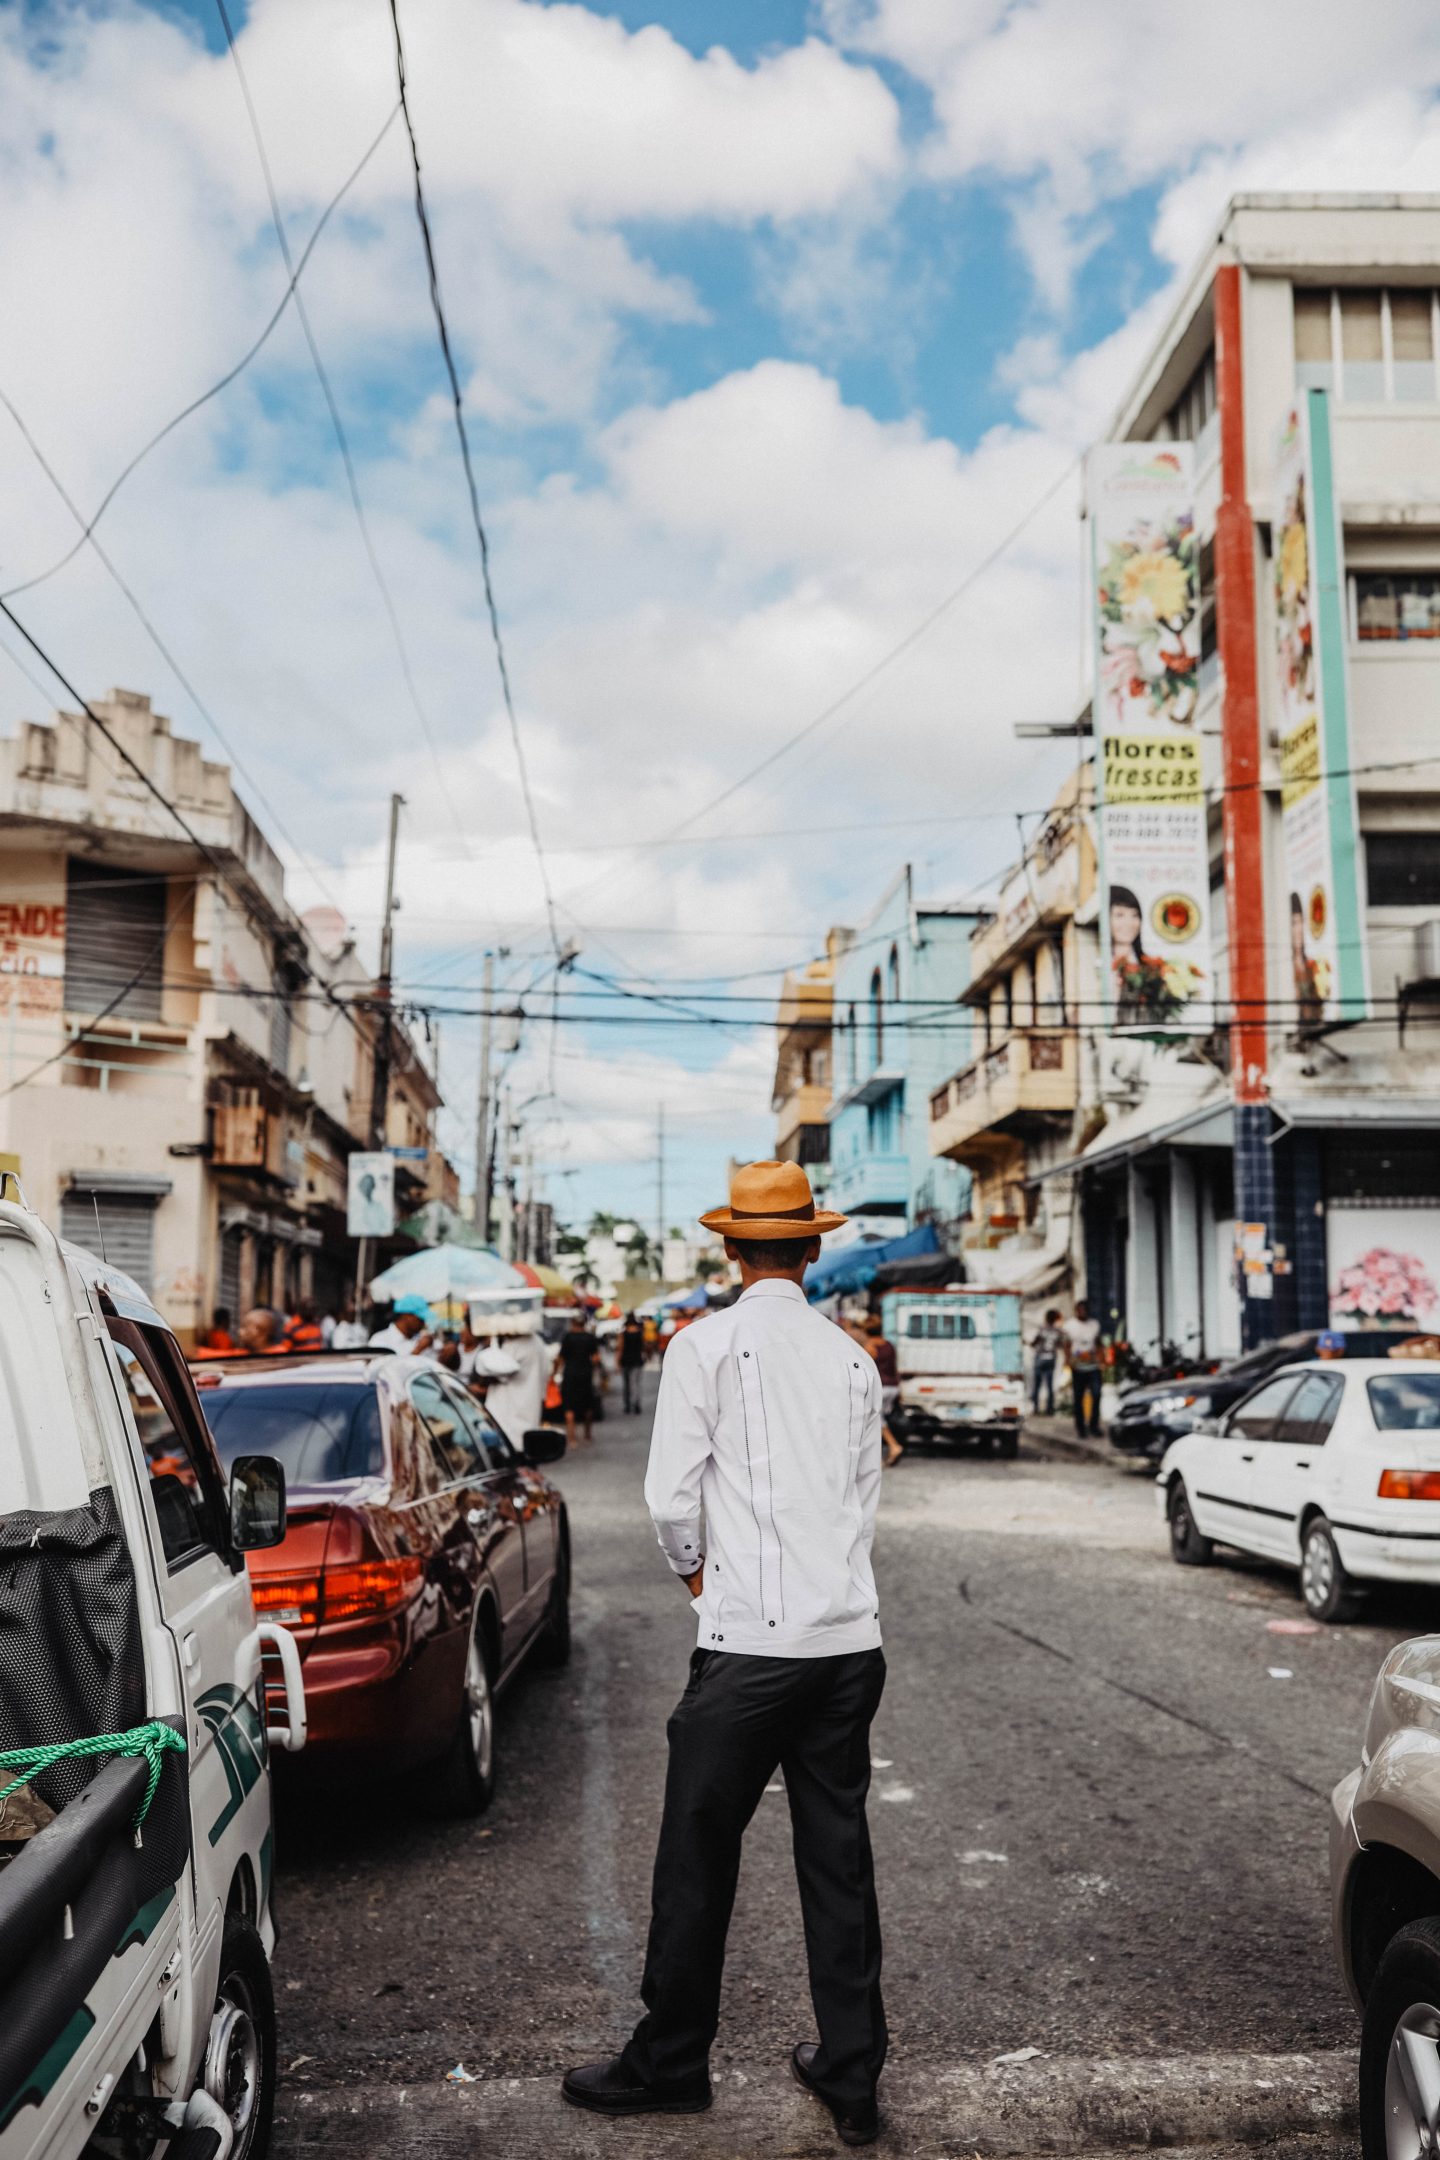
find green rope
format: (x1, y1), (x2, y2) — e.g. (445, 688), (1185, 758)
(0, 1720), (187, 1826)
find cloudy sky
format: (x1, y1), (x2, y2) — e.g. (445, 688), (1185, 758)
(4, 0), (1440, 1233)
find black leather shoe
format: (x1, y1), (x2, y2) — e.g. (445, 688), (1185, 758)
(561, 2056), (712, 2116)
(791, 2043), (880, 2147)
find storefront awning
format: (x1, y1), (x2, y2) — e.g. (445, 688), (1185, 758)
(1030, 1093), (1233, 1182)
(804, 1222), (941, 1302)
(1273, 1095), (1440, 1129)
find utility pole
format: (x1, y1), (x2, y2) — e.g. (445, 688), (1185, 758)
(498, 1086), (514, 1262)
(656, 1102), (666, 1281)
(472, 948), (495, 1236)
(368, 792), (404, 1150)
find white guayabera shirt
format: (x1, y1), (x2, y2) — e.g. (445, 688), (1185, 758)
(645, 1278), (884, 1659)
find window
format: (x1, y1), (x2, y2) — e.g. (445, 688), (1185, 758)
(905, 1310), (976, 1340)
(448, 1382), (516, 1465)
(110, 1325), (226, 1569)
(847, 1004), (857, 1084)
(1369, 1374), (1440, 1430)
(869, 969), (883, 1067)
(1197, 538), (1218, 689)
(64, 858), (166, 1021)
(203, 1381), (385, 1484)
(1162, 349), (1216, 442)
(411, 1371), (487, 1482)
(1228, 1375), (1302, 1441)
(1274, 1372), (1343, 1447)
(1365, 831), (1440, 908)
(887, 945), (901, 1008)
(1294, 286), (1440, 403)
(1353, 573), (1440, 643)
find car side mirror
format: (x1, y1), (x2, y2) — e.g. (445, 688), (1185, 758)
(522, 1426), (567, 1466)
(230, 1454), (287, 1551)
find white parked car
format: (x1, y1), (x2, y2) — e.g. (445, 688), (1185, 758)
(1157, 1358), (1440, 1622)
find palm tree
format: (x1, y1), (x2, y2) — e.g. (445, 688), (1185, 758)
(588, 1210), (619, 1240)
(695, 1252), (727, 1281)
(624, 1230), (658, 1276)
(573, 1260), (599, 1290)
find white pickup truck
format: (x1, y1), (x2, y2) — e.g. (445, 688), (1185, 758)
(0, 1183), (305, 2160)
(882, 1287), (1026, 1456)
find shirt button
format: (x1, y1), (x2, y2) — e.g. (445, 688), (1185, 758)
(718, 1635), (724, 1642)
(768, 1620), (775, 1628)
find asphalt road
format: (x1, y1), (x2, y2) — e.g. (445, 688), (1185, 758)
(266, 1371), (1429, 2154)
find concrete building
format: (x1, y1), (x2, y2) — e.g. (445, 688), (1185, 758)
(827, 867), (979, 1233)
(0, 689), (453, 1341)
(928, 767), (1100, 1296)
(1071, 195), (1440, 1358)
(771, 936), (842, 1186)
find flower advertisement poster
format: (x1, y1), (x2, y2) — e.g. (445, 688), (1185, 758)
(1329, 1208), (1440, 1331)
(1089, 443), (1211, 1033)
(1273, 392), (1368, 1030)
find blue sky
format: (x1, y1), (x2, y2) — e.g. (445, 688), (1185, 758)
(3, 0), (1439, 1237)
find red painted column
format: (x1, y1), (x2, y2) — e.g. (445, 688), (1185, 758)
(1213, 262), (1268, 1101)
(1213, 263), (1274, 1348)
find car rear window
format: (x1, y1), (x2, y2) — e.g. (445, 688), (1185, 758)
(202, 1383), (385, 1483)
(1368, 1375), (1440, 1430)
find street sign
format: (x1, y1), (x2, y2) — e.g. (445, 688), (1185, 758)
(347, 1151), (395, 1237)
(388, 1145), (429, 1161)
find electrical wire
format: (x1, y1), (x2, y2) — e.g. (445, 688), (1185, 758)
(0, 102), (400, 603)
(385, 0), (562, 965)
(214, 0), (479, 875)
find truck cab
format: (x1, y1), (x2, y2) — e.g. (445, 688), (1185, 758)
(0, 1186), (303, 2160)
(881, 1287), (1026, 1456)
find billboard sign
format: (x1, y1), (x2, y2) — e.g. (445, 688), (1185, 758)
(1273, 390), (1368, 1028)
(347, 1151), (395, 1238)
(1089, 443), (1211, 1033)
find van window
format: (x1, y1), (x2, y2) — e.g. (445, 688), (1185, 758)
(111, 1334), (226, 1570)
(905, 1310), (976, 1340)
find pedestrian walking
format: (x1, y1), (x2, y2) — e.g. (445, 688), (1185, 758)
(330, 1295), (369, 1350)
(1062, 1300), (1103, 1438)
(557, 1308), (601, 1448)
(619, 1310), (646, 1413)
(281, 1297), (324, 1353)
(1029, 1307), (1064, 1417)
(861, 1313), (904, 1468)
(563, 1160), (888, 2147)
(368, 1294), (436, 1359)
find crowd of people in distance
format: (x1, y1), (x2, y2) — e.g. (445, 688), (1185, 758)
(1027, 1301), (1104, 1436)
(192, 1294), (683, 1452)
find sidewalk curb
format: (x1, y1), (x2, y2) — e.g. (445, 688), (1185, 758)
(272, 2050), (1358, 2156)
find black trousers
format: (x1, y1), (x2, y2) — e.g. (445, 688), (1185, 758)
(1072, 1366), (1102, 1436)
(622, 1646), (887, 2110)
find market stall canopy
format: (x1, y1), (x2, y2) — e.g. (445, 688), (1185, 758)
(369, 1246), (530, 1304)
(803, 1223), (941, 1304)
(661, 1283), (710, 1312)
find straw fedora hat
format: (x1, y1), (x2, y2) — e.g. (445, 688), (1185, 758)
(699, 1160), (847, 1241)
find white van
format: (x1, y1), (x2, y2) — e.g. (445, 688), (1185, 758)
(0, 1185), (304, 2159)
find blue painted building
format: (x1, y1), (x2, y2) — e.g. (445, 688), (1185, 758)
(826, 868), (978, 1233)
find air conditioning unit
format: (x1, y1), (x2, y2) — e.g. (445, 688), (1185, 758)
(1417, 920), (1440, 985)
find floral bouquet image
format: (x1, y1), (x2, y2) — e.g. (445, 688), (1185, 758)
(1332, 1247), (1440, 1326)
(1275, 474), (1315, 713)
(1096, 506), (1199, 728)
(1112, 951), (1206, 1027)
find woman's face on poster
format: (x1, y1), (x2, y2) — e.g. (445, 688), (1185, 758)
(1110, 899), (1143, 957)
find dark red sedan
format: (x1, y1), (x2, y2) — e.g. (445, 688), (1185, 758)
(195, 1351), (569, 1811)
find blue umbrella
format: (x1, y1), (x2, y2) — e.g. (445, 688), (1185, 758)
(369, 1247), (529, 1303)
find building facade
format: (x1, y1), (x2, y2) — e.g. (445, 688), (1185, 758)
(928, 767), (1100, 1297)
(0, 690), (453, 1342)
(1072, 195), (1440, 1357)
(827, 866), (978, 1232)
(771, 933), (843, 1185)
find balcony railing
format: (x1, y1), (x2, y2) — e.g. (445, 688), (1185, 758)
(929, 1028), (1077, 1157)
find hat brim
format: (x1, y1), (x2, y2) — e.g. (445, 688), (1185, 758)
(699, 1207), (847, 1240)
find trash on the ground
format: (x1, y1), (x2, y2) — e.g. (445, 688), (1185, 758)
(1267, 1618), (1321, 1636)
(959, 1849), (1009, 1865)
(763, 1782), (784, 1794)
(992, 2047), (1045, 2066)
(1267, 1667), (1294, 1680)
(287, 2056), (314, 2072)
(871, 1757), (894, 1769)
(446, 2064), (479, 2084)
(878, 1783), (915, 1803)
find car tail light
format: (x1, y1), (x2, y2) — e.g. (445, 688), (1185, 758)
(250, 1554), (423, 1628)
(1378, 1469), (1440, 1502)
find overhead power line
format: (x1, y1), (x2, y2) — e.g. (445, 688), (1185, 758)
(385, 0), (562, 965)
(0, 101), (400, 603)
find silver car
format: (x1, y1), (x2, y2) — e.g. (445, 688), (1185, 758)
(1332, 1634), (1440, 2157)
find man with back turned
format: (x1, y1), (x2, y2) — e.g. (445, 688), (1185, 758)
(563, 1160), (888, 2147)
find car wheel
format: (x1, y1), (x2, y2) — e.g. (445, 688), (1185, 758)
(996, 1428), (1020, 1460)
(1167, 1479), (1213, 1566)
(1300, 1515), (1361, 1623)
(1359, 1917), (1440, 2160)
(204, 1915), (276, 2160)
(536, 1538), (572, 1668)
(436, 1614), (497, 1815)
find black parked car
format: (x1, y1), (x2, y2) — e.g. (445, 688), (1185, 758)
(1109, 1328), (1418, 1461)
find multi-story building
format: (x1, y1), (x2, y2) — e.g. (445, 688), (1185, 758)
(1070, 194), (1440, 1358)
(0, 689), (453, 1341)
(827, 866), (978, 1232)
(771, 935), (843, 1184)
(928, 767), (1100, 1294)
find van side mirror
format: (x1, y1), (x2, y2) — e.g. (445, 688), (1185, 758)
(522, 1427), (567, 1466)
(230, 1455), (287, 1550)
